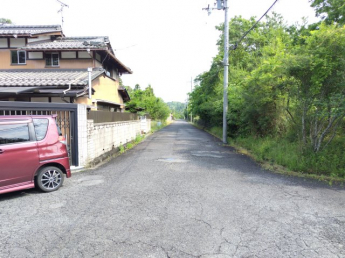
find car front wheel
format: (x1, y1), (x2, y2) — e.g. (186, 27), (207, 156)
(36, 166), (64, 192)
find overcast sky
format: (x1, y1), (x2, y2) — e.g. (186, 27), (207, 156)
(1, 0), (318, 102)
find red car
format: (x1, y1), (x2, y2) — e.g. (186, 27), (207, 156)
(0, 115), (71, 194)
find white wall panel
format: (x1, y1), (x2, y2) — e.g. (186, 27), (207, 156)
(78, 51), (91, 59)
(0, 38), (8, 48)
(28, 52), (43, 59)
(10, 38), (26, 48)
(61, 51), (76, 59)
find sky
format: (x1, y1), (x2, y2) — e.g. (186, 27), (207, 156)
(0, 0), (319, 103)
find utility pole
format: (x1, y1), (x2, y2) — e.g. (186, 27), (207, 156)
(190, 77), (193, 123)
(203, 0), (229, 143)
(223, 0), (229, 144)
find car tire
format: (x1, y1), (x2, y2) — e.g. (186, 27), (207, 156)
(36, 166), (64, 192)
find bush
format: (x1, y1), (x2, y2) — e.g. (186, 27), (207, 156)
(151, 120), (167, 132)
(233, 136), (345, 178)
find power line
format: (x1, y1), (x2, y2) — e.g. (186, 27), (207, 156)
(233, 0), (279, 50)
(115, 44), (138, 51)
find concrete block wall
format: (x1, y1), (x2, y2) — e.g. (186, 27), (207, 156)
(76, 103), (151, 167)
(86, 120), (141, 164)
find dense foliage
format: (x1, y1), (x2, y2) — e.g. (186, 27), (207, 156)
(167, 101), (186, 119)
(189, 2), (345, 177)
(309, 0), (345, 24)
(125, 84), (171, 120)
(0, 18), (12, 24)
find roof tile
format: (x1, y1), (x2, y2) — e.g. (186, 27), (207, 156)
(0, 69), (104, 87)
(0, 25), (62, 36)
(21, 36), (109, 50)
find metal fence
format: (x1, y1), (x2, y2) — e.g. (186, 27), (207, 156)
(0, 101), (79, 166)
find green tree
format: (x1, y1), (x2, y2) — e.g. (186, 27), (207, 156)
(286, 23), (345, 152)
(190, 15), (345, 152)
(188, 12), (345, 176)
(192, 15), (292, 136)
(309, 0), (345, 24)
(126, 84), (170, 120)
(0, 18), (12, 24)
(167, 101), (186, 119)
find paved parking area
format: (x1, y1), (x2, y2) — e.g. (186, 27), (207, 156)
(1, 121), (344, 257)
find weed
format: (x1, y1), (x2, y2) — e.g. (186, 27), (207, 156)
(232, 136), (345, 179)
(135, 134), (144, 143)
(151, 120), (169, 132)
(198, 124), (345, 181)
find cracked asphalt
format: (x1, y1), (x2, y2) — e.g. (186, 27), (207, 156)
(1, 120), (345, 258)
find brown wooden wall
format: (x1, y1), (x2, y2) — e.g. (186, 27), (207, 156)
(87, 110), (139, 123)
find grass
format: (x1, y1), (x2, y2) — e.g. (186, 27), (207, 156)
(200, 126), (345, 183)
(151, 120), (171, 133)
(118, 120), (171, 155)
(119, 144), (125, 154)
(118, 134), (144, 154)
(135, 134), (145, 144)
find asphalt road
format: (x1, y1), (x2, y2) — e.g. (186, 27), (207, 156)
(1, 121), (345, 258)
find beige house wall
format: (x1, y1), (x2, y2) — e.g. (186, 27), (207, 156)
(0, 50), (12, 68)
(93, 76), (123, 105)
(0, 50), (94, 69)
(74, 76), (123, 109)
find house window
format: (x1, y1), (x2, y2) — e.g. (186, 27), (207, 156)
(45, 53), (59, 67)
(11, 50), (26, 64)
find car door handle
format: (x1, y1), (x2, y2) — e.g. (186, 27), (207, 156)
(0, 149), (4, 154)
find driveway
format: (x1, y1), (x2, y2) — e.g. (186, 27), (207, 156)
(1, 121), (344, 257)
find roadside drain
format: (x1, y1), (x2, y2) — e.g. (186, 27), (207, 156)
(77, 175), (105, 186)
(157, 158), (189, 163)
(191, 151), (224, 158)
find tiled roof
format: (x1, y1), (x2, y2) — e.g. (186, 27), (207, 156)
(0, 25), (62, 36)
(0, 69), (104, 87)
(21, 36), (110, 50)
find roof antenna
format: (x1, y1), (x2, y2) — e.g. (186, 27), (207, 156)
(57, 0), (69, 29)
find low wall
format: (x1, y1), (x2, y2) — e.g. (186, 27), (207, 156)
(85, 119), (151, 166)
(76, 104), (152, 168)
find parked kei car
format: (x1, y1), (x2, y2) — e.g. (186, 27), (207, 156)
(0, 115), (71, 194)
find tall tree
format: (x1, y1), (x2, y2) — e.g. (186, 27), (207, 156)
(126, 84), (170, 120)
(309, 0), (345, 24)
(167, 102), (186, 119)
(286, 23), (345, 152)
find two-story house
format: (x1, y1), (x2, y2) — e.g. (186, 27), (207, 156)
(0, 24), (132, 112)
